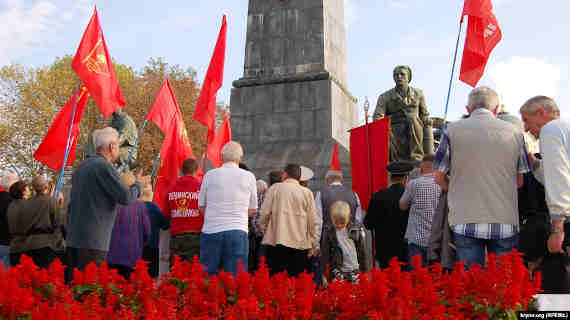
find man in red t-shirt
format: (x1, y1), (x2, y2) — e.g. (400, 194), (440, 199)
(167, 158), (203, 264)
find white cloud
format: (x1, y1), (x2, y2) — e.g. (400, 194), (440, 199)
(0, 0), (92, 65)
(488, 57), (561, 112)
(344, 0), (358, 27)
(168, 14), (202, 31)
(390, 0), (409, 9)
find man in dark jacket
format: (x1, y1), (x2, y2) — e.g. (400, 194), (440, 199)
(66, 127), (149, 280)
(364, 162), (414, 268)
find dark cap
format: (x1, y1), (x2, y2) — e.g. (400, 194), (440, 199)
(386, 161), (414, 177)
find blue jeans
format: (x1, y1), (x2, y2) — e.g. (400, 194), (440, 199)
(453, 232), (519, 269)
(0, 245), (9, 269)
(200, 230), (248, 276)
(407, 242), (428, 271)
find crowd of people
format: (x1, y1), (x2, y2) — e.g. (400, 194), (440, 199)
(0, 87), (568, 292)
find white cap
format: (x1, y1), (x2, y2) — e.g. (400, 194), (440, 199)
(300, 166), (314, 182)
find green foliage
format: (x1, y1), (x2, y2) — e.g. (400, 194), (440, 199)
(0, 56), (206, 179)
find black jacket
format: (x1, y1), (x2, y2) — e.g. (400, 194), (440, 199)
(321, 225), (369, 276)
(364, 183), (408, 268)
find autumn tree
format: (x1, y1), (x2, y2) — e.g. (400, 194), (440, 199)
(0, 56), (206, 179)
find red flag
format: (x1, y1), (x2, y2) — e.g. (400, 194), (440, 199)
(152, 102), (195, 214)
(147, 79), (181, 134)
(193, 15), (227, 142)
(34, 87), (90, 170)
(197, 154), (205, 181)
(206, 113), (232, 168)
(459, 0), (502, 87)
(72, 7), (125, 118)
(349, 118), (390, 210)
(330, 143), (341, 171)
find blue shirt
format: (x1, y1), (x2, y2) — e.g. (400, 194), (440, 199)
(144, 201), (170, 248)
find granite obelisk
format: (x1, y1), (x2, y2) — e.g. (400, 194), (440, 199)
(230, 0), (357, 188)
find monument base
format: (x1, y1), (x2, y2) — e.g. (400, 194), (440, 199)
(231, 76), (356, 189)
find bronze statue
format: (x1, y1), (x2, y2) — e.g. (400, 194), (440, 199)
(373, 65), (434, 162)
(85, 110), (138, 170)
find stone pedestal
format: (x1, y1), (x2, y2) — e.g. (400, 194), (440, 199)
(231, 0), (357, 188)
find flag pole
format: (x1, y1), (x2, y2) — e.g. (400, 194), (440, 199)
(121, 119), (147, 173)
(363, 97), (376, 266)
(54, 82), (83, 200)
(150, 153), (161, 180)
(442, 19), (464, 132)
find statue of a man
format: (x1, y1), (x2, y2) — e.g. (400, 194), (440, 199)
(85, 110), (138, 170)
(373, 65), (434, 162)
(110, 110), (138, 170)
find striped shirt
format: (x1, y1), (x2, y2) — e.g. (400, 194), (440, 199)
(107, 200), (151, 268)
(540, 119), (570, 221)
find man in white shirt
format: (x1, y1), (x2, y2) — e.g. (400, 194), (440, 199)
(520, 96), (569, 254)
(198, 141), (257, 275)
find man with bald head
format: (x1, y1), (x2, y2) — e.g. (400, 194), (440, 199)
(520, 96), (569, 255)
(434, 87), (530, 269)
(7, 176), (65, 268)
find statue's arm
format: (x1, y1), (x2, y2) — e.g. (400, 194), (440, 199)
(418, 91), (435, 154)
(418, 91), (431, 125)
(373, 94), (386, 121)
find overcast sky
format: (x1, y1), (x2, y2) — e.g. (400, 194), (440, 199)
(1, 0), (568, 124)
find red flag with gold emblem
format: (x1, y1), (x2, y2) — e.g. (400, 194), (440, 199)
(72, 7), (125, 118)
(459, 0), (502, 87)
(152, 98), (195, 214)
(34, 87), (90, 170)
(193, 15), (227, 142)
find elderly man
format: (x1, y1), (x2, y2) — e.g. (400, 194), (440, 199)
(315, 170), (366, 270)
(434, 87), (529, 268)
(7, 176), (65, 268)
(520, 96), (569, 254)
(0, 172), (18, 268)
(66, 127), (149, 278)
(259, 164), (318, 276)
(317, 170), (364, 236)
(198, 141), (257, 275)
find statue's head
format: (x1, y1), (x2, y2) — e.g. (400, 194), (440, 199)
(393, 65), (412, 88)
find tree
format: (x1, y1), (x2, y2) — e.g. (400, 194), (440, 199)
(0, 56), (206, 179)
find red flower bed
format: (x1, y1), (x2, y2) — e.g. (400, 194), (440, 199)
(0, 251), (540, 319)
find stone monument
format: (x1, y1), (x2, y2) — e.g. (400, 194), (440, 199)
(231, 0), (358, 188)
